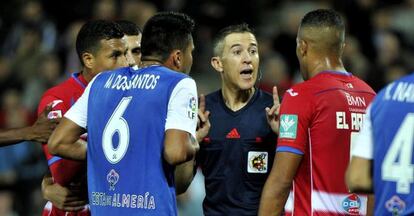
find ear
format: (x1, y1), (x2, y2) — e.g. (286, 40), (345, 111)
(339, 42), (346, 56)
(82, 52), (94, 70)
(171, 49), (182, 70)
(211, 56), (223, 73)
(299, 39), (307, 57)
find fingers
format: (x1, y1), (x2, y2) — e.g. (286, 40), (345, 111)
(266, 105), (277, 117)
(203, 111), (211, 127)
(273, 86), (280, 105)
(199, 94), (206, 113)
(43, 103), (54, 115)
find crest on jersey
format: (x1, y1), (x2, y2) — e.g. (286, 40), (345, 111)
(107, 169), (119, 191)
(187, 96), (197, 120)
(341, 194), (362, 215)
(385, 195), (406, 215)
(247, 151), (268, 173)
(280, 114), (298, 139)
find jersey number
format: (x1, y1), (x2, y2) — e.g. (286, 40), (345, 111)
(102, 97), (132, 164)
(381, 113), (414, 194)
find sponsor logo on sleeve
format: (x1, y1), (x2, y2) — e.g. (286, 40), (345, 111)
(341, 194), (362, 215)
(187, 96), (197, 120)
(287, 88), (299, 97)
(280, 114), (298, 139)
(247, 151), (268, 173)
(107, 169), (119, 191)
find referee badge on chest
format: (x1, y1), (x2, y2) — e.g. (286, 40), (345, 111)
(247, 151), (268, 173)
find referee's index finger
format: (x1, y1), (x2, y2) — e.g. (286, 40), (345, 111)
(199, 94), (206, 112)
(273, 86), (280, 105)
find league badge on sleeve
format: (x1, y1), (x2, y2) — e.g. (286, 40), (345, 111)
(280, 114), (298, 139)
(47, 110), (62, 119)
(247, 151), (268, 173)
(187, 96), (197, 120)
(341, 194), (362, 215)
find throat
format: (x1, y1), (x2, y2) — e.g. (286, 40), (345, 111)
(222, 88), (255, 111)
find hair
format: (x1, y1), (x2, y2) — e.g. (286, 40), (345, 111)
(212, 23), (254, 56)
(299, 9), (345, 53)
(300, 9), (344, 30)
(116, 20), (142, 36)
(75, 20), (124, 65)
(141, 11), (195, 62)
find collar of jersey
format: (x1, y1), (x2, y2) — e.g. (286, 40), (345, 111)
(319, 70), (351, 76)
(71, 72), (88, 89)
(219, 88), (259, 116)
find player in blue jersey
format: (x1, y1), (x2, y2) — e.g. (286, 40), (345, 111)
(346, 72), (414, 215)
(195, 23), (280, 215)
(48, 12), (199, 215)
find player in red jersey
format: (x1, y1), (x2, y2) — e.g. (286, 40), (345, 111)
(259, 9), (376, 215)
(38, 20), (128, 215)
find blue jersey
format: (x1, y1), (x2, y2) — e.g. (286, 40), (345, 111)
(198, 89), (277, 215)
(369, 73), (414, 215)
(85, 66), (191, 215)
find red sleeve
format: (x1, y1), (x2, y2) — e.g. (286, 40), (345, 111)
(38, 93), (68, 160)
(38, 92), (85, 186)
(277, 86), (313, 154)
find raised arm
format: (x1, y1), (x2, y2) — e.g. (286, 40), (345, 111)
(48, 117), (86, 160)
(0, 104), (59, 146)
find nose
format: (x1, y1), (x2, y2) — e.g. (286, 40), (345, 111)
(242, 50), (252, 63)
(126, 52), (135, 67)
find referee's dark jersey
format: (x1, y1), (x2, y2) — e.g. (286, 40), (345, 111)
(197, 88), (277, 216)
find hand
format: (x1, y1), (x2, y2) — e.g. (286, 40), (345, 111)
(29, 104), (60, 143)
(196, 94), (211, 143)
(265, 86), (281, 134)
(42, 174), (87, 211)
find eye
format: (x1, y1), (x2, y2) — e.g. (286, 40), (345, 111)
(233, 49), (241, 55)
(131, 48), (141, 55)
(249, 48), (258, 54)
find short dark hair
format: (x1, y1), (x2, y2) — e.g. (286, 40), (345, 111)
(116, 20), (142, 36)
(141, 11), (195, 62)
(300, 9), (344, 30)
(75, 20), (124, 65)
(212, 23), (254, 56)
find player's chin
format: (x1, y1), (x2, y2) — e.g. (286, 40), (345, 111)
(239, 81), (255, 90)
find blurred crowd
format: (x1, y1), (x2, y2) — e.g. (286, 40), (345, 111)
(0, 0), (413, 215)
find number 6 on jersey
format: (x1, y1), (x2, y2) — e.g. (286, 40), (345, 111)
(102, 97), (132, 164)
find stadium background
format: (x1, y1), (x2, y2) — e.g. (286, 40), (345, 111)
(0, 0), (413, 215)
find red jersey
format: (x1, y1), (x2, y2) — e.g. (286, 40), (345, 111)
(277, 71), (375, 215)
(38, 72), (90, 216)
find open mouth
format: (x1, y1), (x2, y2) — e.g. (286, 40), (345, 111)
(240, 68), (253, 75)
(240, 68), (253, 79)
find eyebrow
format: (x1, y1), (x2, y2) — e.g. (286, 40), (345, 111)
(109, 50), (123, 57)
(230, 43), (258, 49)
